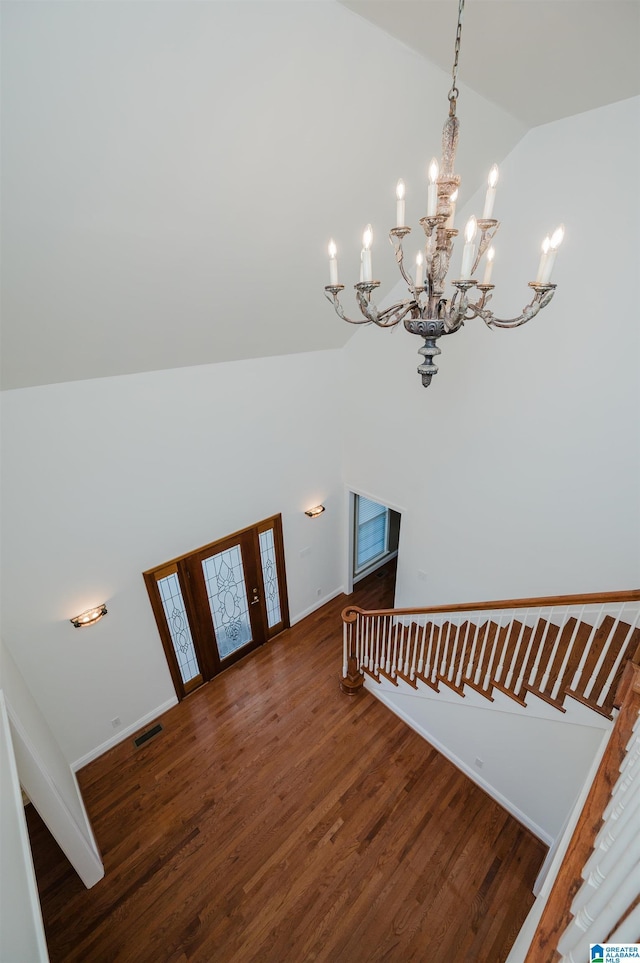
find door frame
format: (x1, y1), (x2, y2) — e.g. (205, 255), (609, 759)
(143, 514), (289, 700)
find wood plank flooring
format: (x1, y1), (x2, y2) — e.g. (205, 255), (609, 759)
(26, 562), (547, 962)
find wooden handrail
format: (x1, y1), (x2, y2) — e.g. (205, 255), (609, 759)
(342, 588), (640, 623)
(523, 660), (640, 961)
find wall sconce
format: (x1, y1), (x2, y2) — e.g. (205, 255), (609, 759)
(305, 505), (325, 518)
(70, 603), (107, 628)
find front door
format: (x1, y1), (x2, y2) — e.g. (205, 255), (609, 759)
(144, 515), (289, 699)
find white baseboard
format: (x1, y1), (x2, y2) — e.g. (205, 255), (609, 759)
(71, 697), (178, 772)
(370, 685), (554, 846)
(291, 587), (345, 625)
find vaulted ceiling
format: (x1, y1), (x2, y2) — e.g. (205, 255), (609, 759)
(340, 1), (640, 128)
(1, 1), (638, 390)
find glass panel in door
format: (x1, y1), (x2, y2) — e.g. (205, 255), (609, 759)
(258, 528), (282, 629)
(201, 543), (254, 660)
(157, 571), (202, 685)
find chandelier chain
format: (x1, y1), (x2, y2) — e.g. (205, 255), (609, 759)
(448, 0), (465, 109)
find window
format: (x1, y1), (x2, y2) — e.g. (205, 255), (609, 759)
(354, 495), (389, 574)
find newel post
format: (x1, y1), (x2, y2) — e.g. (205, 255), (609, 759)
(340, 607), (365, 695)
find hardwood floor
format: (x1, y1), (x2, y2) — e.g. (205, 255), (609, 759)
(26, 561), (547, 962)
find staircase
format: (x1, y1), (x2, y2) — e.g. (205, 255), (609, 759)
(341, 590), (640, 721)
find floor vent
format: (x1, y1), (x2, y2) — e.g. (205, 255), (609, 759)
(133, 723), (163, 749)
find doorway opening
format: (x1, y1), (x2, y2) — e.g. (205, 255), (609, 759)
(351, 493), (401, 592)
(144, 515), (289, 700)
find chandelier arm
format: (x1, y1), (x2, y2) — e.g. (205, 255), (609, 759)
(472, 284), (557, 329)
(389, 229), (419, 293)
(375, 300), (418, 328)
(355, 284), (382, 324)
(471, 220), (500, 277)
(324, 288), (371, 325)
(461, 286), (492, 321)
(444, 281), (474, 333)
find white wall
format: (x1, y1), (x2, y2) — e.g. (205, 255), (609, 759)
(1, 350), (345, 764)
(370, 676), (610, 844)
(342, 96), (640, 608)
(0, 689), (49, 963)
(0, 638), (104, 888)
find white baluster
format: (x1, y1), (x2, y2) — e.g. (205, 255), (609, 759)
(577, 807), (639, 902)
(600, 779), (640, 841)
(417, 621), (428, 675)
(607, 900), (640, 943)
(410, 622), (418, 681)
(385, 617), (392, 674)
(456, 619), (472, 689)
(404, 621), (411, 676)
(431, 620), (443, 685)
(569, 604), (605, 692)
(557, 857), (640, 957)
(504, 612), (531, 690)
(514, 608), (543, 697)
(391, 622), (399, 678)
(440, 620), (453, 676)
(425, 621), (436, 682)
(527, 607), (554, 687)
(551, 605), (586, 701)
(343, 621), (348, 678)
(593, 776), (640, 853)
(397, 622), (405, 677)
(540, 608), (570, 693)
(493, 612), (514, 686)
(466, 616), (482, 678)
(448, 618), (462, 683)
(482, 613), (504, 691)
(362, 616), (371, 669)
(596, 610), (640, 706)
(473, 619), (491, 688)
(584, 604), (628, 700)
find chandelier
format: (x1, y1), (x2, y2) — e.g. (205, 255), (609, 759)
(324, 0), (563, 388)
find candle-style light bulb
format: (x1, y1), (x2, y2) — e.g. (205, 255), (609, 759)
(464, 215), (477, 244)
(460, 215), (478, 279)
(483, 246), (495, 285)
(328, 239), (338, 285)
(536, 235), (551, 283)
(550, 224), (565, 250)
(415, 250), (424, 288)
(362, 224), (373, 282)
(396, 179), (406, 227)
(482, 164), (499, 219)
(427, 157), (439, 216)
(539, 224), (565, 284)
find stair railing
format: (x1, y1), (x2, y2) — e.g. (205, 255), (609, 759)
(523, 660), (640, 959)
(341, 589), (640, 718)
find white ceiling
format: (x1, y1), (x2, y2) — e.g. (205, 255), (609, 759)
(339, 1), (640, 128)
(1, 1), (638, 391)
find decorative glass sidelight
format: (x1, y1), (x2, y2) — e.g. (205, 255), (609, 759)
(157, 572), (200, 684)
(259, 528), (281, 629)
(145, 514), (289, 700)
(202, 545), (252, 659)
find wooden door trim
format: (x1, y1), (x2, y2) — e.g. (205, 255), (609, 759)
(142, 515), (284, 578)
(256, 515), (290, 638)
(143, 514), (290, 700)
(143, 569), (202, 701)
